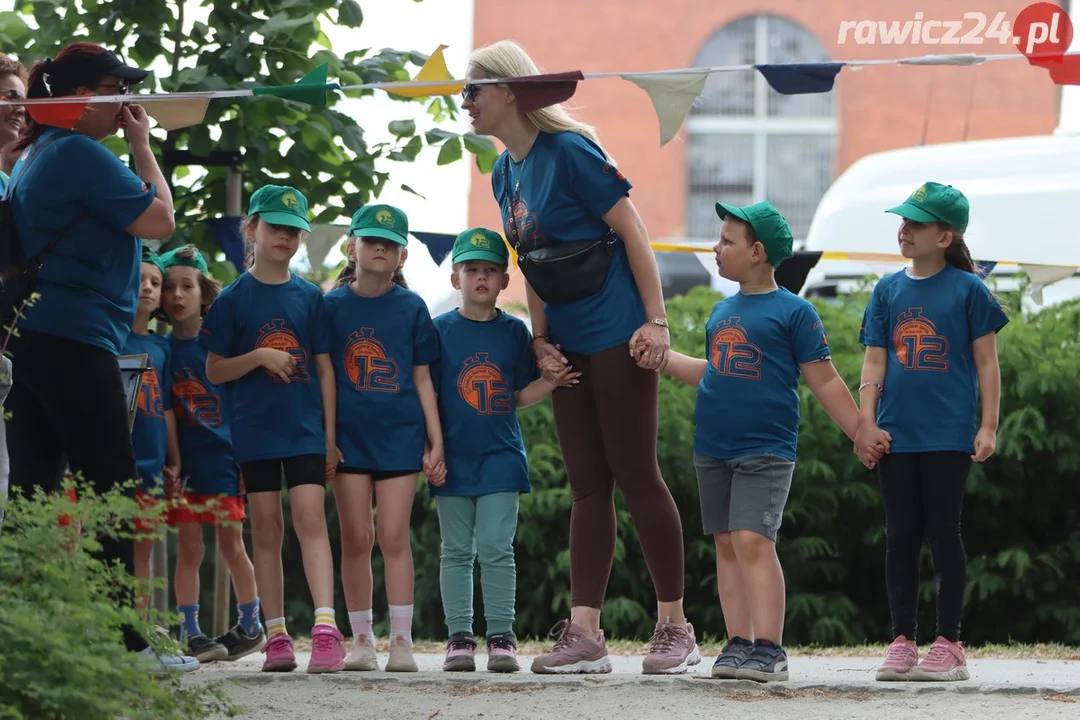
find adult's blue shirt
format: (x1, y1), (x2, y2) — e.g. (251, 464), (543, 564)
(10, 128), (156, 356)
(859, 265), (1009, 454)
(323, 283), (440, 472)
(168, 334), (241, 496)
(199, 272), (330, 464)
(123, 331), (172, 493)
(694, 289), (830, 462)
(492, 130), (644, 356)
(430, 309), (540, 496)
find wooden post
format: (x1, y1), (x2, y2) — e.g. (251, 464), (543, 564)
(212, 166), (243, 637)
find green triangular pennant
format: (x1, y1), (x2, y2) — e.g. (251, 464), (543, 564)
(253, 63), (338, 107)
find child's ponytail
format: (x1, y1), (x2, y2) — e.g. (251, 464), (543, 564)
(944, 229), (976, 274)
(392, 267), (408, 290)
(332, 253), (357, 291)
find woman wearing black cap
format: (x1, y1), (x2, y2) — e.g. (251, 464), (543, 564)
(2, 42), (192, 672)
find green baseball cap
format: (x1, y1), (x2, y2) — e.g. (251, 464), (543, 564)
(141, 243), (164, 275)
(452, 228), (508, 265)
(886, 182), (969, 232)
(349, 204), (409, 246)
(248, 185), (311, 232)
(715, 200), (794, 267)
(160, 244), (209, 273)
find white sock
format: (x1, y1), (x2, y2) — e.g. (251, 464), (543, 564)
(349, 609), (375, 646)
(389, 604), (413, 645)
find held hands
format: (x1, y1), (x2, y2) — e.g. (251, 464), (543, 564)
(629, 323), (670, 371)
(534, 338), (578, 386)
(259, 348), (297, 382)
(424, 444), (447, 487)
(326, 441), (343, 481)
(163, 464), (182, 498)
(853, 422), (891, 470)
(972, 425), (997, 462)
(121, 104), (151, 148)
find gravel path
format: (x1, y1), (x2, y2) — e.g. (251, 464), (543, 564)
(194, 651), (1080, 719)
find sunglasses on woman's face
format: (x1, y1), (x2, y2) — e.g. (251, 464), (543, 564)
(0, 89), (25, 101)
(461, 84), (480, 103)
(94, 82), (129, 95)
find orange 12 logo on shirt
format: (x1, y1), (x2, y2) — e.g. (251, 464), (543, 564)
(171, 368), (223, 428)
(256, 319), (310, 382)
(893, 308), (949, 372)
(709, 317), (763, 380)
(457, 352), (511, 415)
(344, 328), (400, 392)
(138, 360), (165, 418)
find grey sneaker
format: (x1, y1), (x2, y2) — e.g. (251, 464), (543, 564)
(711, 636), (755, 678)
(642, 621), (701, 674)
(136, 646), (200, 674)
(530, 620), (612, 675)
(385, 635), (418, 672)
(734, 639), (789, 682)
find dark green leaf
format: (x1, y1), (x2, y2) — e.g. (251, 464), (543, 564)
(401, 135), (423, 160)
(400, 183), (426, 199)
(387, 119), (416, 138)
(437, 136), (462, 165)
(424, 128), (456, 145)
(338, 0), (363, 27)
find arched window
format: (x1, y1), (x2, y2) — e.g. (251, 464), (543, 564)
(686, 14), (837, 242)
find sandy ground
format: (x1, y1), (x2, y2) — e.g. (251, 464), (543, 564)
(192, 651), (1080, 719)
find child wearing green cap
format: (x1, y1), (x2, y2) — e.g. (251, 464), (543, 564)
(158, 244), (265, 664)
(657, 200), (875, 683)
(122, 246), (181, 616)
(323, 204), (444, 673)
(856, 182), (1008, 682)
(201, 184), (344, 674)
(430, 228), (578, 674)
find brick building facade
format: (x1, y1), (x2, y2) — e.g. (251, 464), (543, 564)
(466, 0), (1061, 304)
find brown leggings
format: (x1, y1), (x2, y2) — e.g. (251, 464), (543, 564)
(552, 344), (685, 608)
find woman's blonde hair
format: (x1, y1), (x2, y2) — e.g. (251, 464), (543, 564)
(469, 40), (611, 160)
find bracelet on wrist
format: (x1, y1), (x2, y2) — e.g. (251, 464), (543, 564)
(532, 334), (550, 345)
(858, 381), (883, 395)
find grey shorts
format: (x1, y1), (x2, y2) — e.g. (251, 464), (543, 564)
(693, 452), (795, 541)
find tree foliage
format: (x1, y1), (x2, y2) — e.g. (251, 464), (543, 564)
(0, 0), (496, 269)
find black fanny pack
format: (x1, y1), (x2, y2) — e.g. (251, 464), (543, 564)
(503, 157), (618, 305)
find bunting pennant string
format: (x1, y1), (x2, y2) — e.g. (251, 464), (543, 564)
(7, 47), (1079, 140)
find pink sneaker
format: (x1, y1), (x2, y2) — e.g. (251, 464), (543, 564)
(530, 620), (612, 674)
(307, 624), (345, 673)
(486, 632), (520, 673)
(261, 632), (297, 672)
(642, 621), (701, 674)
(876, 635), (919, 681)
(911, 636), (969, 681)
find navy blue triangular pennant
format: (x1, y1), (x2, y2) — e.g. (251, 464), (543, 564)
(412, 231), (456, 266)
(975, 260), (997, 279)
(755, 63), (844, 95)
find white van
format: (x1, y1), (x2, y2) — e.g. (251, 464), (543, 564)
(799, 132), (1080, 309)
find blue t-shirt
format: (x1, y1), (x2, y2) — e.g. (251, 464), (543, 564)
(492, 131), (644, 356)
(167, 334), (241, 496)
(430, 309), (541, 496)
(199, 272), (330, 464)
(123, 331), (172, 493)
(859, 265), (1009, 454)
(694, 289), (830, 462)
(324, 283), (440, 471)
(11, 128), (156, 356)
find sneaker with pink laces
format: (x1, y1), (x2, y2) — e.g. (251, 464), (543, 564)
(530, 620), (612, 674)
(262, 632), (297, 672)
(875, 635), (919, 681)
(911, 636), (969, 681)
(306, 624), (345, 674)
(642, 620), (701, 674)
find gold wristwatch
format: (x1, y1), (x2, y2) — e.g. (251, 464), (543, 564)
(647, 317), (668, 328)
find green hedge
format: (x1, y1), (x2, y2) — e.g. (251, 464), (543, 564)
(264, 287), (1080, 645)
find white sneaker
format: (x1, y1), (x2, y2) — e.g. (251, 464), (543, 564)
(344, 637), (378, 671)
(136, 645), (201, 674)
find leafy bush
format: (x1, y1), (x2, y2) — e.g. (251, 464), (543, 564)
(0, 482), (235, 719)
